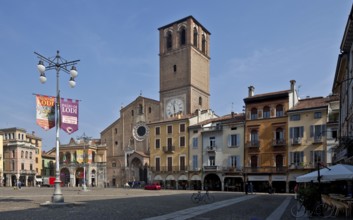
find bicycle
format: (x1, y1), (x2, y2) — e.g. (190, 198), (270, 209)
(291, 196), (333, 218)
(191, 190), (215, 204)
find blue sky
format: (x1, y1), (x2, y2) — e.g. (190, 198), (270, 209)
(0, 1), (351, 151)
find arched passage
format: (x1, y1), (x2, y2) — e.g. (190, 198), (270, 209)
(204, 173), (221, 191)
(75, 167), (85, 187)
(60, 168), (70, 186)
(129, 157), (147, 184)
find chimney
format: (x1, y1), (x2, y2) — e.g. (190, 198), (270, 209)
(290, 80), (296, 92)
(248, 86), (255, 97)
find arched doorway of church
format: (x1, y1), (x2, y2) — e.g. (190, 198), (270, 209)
(129, 157), (147, 185)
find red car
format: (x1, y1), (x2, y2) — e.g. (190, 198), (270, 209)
(144, 183), (161, 190)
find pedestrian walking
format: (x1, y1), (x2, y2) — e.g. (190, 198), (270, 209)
(249, 182), (253, 194)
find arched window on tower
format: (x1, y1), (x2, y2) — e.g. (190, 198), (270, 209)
(199, 97), (202, 105)
(138, 104), (143, 114)
(202, 34), (206, 53)
(180, 27), (186, 46)
(166, 31), (172, 50)
(193, 27), (198, 47)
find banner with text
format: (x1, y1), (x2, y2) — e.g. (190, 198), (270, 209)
(76, 150), (83, 163)
(60, 98), (79, 134)
(36, 95), (55, 130)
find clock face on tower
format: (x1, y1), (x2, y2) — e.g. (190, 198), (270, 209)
(166, 98), (184, 117)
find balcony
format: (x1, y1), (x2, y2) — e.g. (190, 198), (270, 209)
(163, 146), (175, 154)
(243, 166), (287, 174)
(222, 166), (243, 173)
(291, 137), (302, 146)
(203, 165), (218, 171)
(206, 146), (216, 152)
(20, 170), (36, 175)
(289, 163), (317, 170)
(272, 139), (286, 146)
(150, 166), (188, 173)
(202, 124), (223, 133)
(312, 136), (323, 144)
(246, 141), (259, 148)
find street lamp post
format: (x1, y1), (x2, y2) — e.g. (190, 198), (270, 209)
(78, 133), (91, 191)
(35, 50), (80, 203)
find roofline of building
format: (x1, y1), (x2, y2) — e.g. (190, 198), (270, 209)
(158, 15), (211, 35)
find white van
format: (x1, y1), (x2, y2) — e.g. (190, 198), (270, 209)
(35, 175), (43, 187)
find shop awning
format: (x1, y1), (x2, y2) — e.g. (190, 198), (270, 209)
(191, 175), (201, 181)
(178, 175), (187, 181)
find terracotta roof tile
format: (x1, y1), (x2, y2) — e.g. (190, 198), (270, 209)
(290, 97), (328, 111)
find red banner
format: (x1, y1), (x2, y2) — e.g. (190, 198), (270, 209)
(36, 95), (55, 130)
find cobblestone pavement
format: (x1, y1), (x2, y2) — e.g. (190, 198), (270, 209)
(0, 187), (349, 220)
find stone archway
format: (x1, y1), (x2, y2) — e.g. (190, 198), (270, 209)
(60, 168), (70, 186)
(129, 157), (144, 183)
(204, 173), (221, 191)
(75, 167), (85, 187)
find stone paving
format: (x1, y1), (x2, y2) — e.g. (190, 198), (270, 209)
(0, 187), (349, 220)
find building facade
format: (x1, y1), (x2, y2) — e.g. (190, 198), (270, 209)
(243, 81), (298, 193)
(287, 97), (331, 191)
(101, 96), (160, 187)
(47, 138), (107, 187)
(148, 116), (190, 189)
(332, 5), (353, 164)
(196, 113), (245, 191)
(1, 127), (42, 187)
(0, 131), (3, 186)
(148, 109), (217, 189)
(41, 152), (55, 177)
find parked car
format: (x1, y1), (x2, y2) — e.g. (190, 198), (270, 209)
(144, 183), (161, 190)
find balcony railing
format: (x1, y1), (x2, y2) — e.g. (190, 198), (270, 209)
(206, 146), (216, 152)
(222, 166), (243, 172)
(312, 136), (323, 144)
(291, 137), (302, 145)
(20, 170), (36, 175)
(243, 166), (287, 173)
(246, 141), (259, 148)
(162, 146), (175, 153)
(203, 165), (218, 171)
(202, 125), (223, 132)
(272, 139), (286, 146)
(150, 166), (188, 173)
(289, 163), (318, 169)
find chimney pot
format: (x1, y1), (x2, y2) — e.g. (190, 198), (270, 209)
(248, 86), (255, 97)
